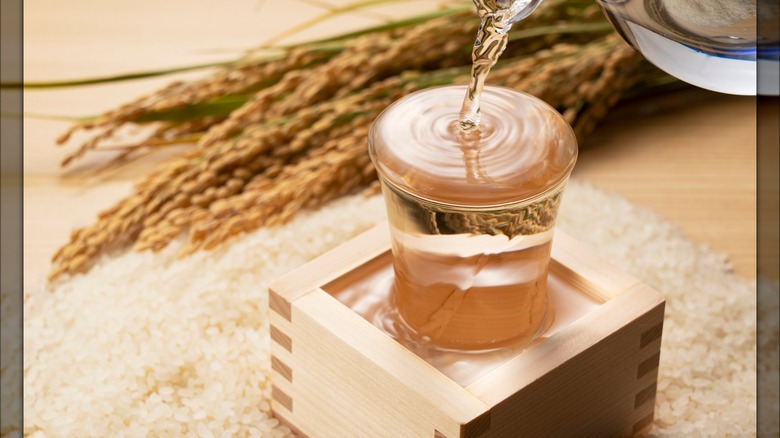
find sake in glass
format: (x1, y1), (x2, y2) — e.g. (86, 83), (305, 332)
(368, 85), (577, 351)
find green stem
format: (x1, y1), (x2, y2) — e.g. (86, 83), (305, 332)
(8, 1), (605, 90)
(93, 134), (203, 151)
(6, 3), (469, 90)
(3, 61), (232, 89)
(260, 0), (436, 48)
(284, 5), (470, 45)
(135, 95), (250, 123)
(8, 112), (92, 122)
(508, 22), (613, 42)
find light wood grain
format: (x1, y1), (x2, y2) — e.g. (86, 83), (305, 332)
(575, 89), (757, 278)
(21, 0), (758, 295)
(468, 283), (664, 437)
(269, 223), (390, 304)
(550, 229), (641, 301)
(269, 222), (490, 437)
(268, 222), (665, 437)
(293, 291), (490, 437)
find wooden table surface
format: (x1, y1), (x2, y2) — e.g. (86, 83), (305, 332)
(20, 0), (759, 294)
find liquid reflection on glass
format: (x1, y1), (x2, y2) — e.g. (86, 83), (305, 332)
(368, 85), (578, 352)
(323, 252), (603, 387)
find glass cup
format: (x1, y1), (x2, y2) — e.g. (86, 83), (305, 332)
(368, 85), (578, 350)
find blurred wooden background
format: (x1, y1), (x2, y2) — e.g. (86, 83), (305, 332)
(22, 0), (759, 292)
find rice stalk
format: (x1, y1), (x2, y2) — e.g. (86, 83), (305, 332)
(47, 1), (683, 281)
(55, 0), (608, 168)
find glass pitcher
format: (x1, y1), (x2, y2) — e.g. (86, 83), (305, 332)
(493, 0), (779, 95)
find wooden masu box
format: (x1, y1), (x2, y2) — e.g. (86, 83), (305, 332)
(268, 223), (665, 437)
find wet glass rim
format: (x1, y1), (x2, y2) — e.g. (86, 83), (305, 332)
(368, 84), (578, 210)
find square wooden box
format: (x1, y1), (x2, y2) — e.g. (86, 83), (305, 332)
(268, 223), (665, 437)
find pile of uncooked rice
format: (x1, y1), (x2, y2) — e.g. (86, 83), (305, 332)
(19, 179), (769, 436)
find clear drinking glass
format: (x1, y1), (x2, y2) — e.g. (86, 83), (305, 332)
(368, 85), (577, 350)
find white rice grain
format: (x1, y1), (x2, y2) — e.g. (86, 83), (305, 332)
(17, 180), (768, 436)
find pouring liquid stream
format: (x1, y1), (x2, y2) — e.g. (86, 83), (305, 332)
(366, 0), (578, 353)
(418, 0), (548, 342)
(459, 0), (542, 131)
(387, 0), (557, 350)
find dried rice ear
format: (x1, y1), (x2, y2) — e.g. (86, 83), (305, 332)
(48, 0), (675, 281)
